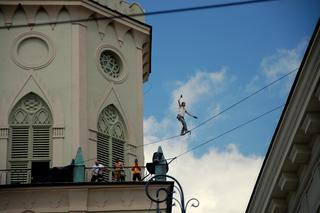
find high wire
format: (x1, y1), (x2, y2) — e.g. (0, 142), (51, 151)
(127, 68), (298, 152)
(172, 103), (285, 159)
(0, 0), (277, 29)
(86, 103), (284, 164)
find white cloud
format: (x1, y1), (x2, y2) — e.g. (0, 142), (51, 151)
(261, 48), (300, 81)
(143, 68), (264, 213)
(170, 69), (227, 113)
(143, 115), (263, 213)
(246, 39), (308, 94)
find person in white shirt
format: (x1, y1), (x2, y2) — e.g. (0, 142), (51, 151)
(91, 160), (105, 182)
(177, 95), (198, 136)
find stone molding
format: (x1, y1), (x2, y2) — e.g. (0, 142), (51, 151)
(10, 31), (56, 70)
(0, 183), (173, 212)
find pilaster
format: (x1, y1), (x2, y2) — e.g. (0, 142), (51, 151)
(71, 22), (88, 159)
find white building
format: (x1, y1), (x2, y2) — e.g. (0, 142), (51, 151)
(0, 1), (175, 212)
(0, 0), (151, 183)
(246, 20), (320, 213)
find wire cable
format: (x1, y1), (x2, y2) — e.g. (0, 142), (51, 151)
(127, 68), (297, 151)
(173, 103), (284, 159)
(0, 0), (277, 29)
(189, 68), (297, 132)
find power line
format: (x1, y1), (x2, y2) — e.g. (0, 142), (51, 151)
(128, 68), (297, 151)
(87, 104), (283, 172)
(173, 103), (284, 159)
(0, 0), (277, 29)
(190, 68), (298, 132)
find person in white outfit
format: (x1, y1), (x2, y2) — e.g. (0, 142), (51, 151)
(177, 95), (198, 135)
(91, 160), (105, 182)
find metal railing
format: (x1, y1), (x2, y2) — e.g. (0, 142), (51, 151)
(85, 166), (147, 182)
(0, 166), (148, 185)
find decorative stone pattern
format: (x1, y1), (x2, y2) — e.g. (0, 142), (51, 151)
(10, 93), (52, 126)
(97, 46), (127, 83)
(11, 31), (55, 70)
(98, 105), (125, 140)
(100, 50), (121, 80)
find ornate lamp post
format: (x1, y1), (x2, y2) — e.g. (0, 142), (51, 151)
(145, 174), (200, 213)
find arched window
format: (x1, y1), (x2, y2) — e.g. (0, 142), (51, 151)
(9, 93), (53, 184)
(97, 105), (127, 181)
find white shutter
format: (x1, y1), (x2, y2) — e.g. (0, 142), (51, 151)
(10, 161), (29, 184)
(112, 138), (124, 164)
(97, 132), (110, 180)
(33, 126), (50, 158)
(10, 126), (29, 159)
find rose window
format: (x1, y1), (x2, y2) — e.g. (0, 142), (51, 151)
(99, 51), (121, 79)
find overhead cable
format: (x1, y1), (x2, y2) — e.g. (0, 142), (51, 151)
(128, 68), (297, 151)
(173, 103), (285, 159)
(0, 0), (277, 29)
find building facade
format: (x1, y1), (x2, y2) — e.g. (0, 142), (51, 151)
(246, 20), (320, 213)
(0, 0), (151, 183)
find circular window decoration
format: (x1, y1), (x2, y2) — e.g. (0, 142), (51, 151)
(97, 46), (127, 83)
(100, 51), (121, 79)
(11, 32), (55, 70)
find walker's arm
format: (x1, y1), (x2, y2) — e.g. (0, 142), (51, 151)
(186, 110), (198, 119)
(178, 95), (183, 107)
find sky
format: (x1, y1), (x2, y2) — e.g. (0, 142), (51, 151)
(131, 0), (320, 212)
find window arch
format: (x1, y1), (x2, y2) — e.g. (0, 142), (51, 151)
(9, 93), (53, 184)
(97, 105), (127, 181)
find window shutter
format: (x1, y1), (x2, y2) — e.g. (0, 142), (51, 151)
(9, 93), (53, 184)
(97, 105), (127, 181)
(33, 126), (50, 158)
(10, 161), (28, 184)
(11, 126), (29, 159)
(97, 132), (110, 180)
(112, 138), (125, 164)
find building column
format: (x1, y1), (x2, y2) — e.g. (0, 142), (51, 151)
(71, 23), (88, 160)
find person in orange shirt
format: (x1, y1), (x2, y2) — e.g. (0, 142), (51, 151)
(131, 159), (142, 181)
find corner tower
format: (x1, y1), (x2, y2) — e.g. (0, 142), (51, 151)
(0, 0), (151, 183)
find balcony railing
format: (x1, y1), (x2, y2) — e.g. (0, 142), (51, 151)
(0, 166), (148, 185)
(85, 166), (147, 182)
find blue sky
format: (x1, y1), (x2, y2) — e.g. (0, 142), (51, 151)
(135, 0), (319, 212)
(139, 0), (319, 155)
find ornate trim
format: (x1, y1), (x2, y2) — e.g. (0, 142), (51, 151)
(96, 45), (128, 84)
(52, 127), (64, 139)
(11, 31), (56, 70)
(0, 128), (9, 139)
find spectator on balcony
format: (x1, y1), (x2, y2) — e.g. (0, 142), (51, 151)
(91, 160), (105, 182)
(114, 159), (125, 181)
(131, 159), (142, 181)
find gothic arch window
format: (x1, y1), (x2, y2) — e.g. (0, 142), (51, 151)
(97, 105), (127, 181)
(8, 93), (53, 184)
